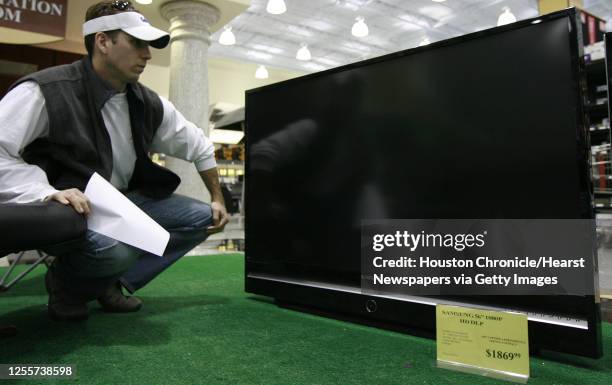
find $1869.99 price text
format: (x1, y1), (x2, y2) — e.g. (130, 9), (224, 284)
(485, 349), (522, 360)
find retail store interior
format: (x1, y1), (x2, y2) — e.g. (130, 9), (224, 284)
(2, 0), (612, 384)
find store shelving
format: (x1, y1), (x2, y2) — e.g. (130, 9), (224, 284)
(585, 53), (612, 210)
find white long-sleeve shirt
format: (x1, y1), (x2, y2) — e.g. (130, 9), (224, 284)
(0, 81), (216, 203)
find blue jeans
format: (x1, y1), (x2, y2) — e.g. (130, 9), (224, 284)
(44, 192), (212, 298)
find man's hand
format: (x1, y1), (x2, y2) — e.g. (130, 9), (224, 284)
(207, 201), (229, 234)
(45, 188), (91, 216)
(199, 167), (230, 235)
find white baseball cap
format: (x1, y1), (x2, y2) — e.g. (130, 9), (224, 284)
(83, 11), (170, 49)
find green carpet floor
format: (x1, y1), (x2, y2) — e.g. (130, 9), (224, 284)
(0, 254), (611, 384)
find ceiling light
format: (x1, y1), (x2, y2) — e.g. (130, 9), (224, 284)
(418, 38), (430, 46)
(431, 0), (446, 2)
(266, 0), (287, 15)
(219, 26), (236, 46)
(296, 43), (311, 61)
(352, 17), (369, 38)
(255, 65), (269, 79)
(135, 0), (152, 4)
(497, 7), (517, 26)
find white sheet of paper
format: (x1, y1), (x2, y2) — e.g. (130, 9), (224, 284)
(84, 172), (169, 256)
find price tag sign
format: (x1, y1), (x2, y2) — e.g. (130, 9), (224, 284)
(436, 305), (529, 383)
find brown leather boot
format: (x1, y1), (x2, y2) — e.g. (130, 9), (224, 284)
(97, 282), (142, 313)
(45, 268), (89, 322)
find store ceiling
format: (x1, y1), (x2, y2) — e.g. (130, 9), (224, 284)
(56, 0), (612, 73)
(207, 0), (612, 73)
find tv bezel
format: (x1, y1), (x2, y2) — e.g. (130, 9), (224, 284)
(606, 32), (612, 129)
(244, 8), (603, 358)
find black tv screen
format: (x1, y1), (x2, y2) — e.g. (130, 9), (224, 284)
(245, 9), (602, 358)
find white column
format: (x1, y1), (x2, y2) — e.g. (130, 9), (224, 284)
(160, 0), (220, 202)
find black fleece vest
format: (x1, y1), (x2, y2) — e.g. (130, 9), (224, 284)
(11, 58), (180, 198)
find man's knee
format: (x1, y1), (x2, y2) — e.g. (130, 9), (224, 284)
(164, 195), (213, 231)
(183, 200), (213, 230)
(132, 193), (214, 231)
(54, 231), (141, 278)
(91, 242), (141, 277)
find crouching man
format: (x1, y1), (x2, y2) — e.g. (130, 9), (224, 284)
(0, 0), (228, 320)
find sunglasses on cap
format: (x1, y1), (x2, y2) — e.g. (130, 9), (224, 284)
(111, 1), (134, 11)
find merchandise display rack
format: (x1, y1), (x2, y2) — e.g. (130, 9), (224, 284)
(586, 46), (612, 209)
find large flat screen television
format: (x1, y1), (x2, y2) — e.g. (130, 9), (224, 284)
(245, 8), (603, 358)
